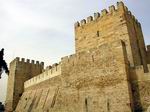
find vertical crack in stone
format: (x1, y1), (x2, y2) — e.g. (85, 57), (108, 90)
(42, 89), (50, 109)
(51, 87), (59, 108)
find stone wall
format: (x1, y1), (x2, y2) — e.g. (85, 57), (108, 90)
(15, 40), (134, 112)
(15, 75), (62, 112)
(5, 59), (17, 111)
(59, 40), (133, 112)
(130, 65), (150, 111)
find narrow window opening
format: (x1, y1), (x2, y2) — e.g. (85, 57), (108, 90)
(97, 31), (100, 37)
(85, 98), (88, 112)
(92, 55), (94, 62)
(107, 98), (110, 112)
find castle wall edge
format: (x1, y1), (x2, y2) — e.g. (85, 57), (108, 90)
(130, 65), (150, 111)
(130, 64), (150, 83)
(147, 45), (150, 64)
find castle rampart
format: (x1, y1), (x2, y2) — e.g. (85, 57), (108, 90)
(24, 63), (61, 88)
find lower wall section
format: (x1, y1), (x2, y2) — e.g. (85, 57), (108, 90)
(132, 81), (150, 112)
(15, 75), (62, 112)
(15, 87), (59, 112)
(51, 82), (132, 112)
(15, 81), (132, 112)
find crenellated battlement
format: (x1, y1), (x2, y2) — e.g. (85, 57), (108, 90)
(10, 57), (44, 66)
(147, 45), (150, 51)
(127, 11), (141, 26)
(75, 1), (141, 29)
(24, 62), (61, 88)
(61, 54), (76, 63)
(61, 51), (93, 65)
(74, 1), (128, 28)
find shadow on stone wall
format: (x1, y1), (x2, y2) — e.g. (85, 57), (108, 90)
(130, 69), (143, 112)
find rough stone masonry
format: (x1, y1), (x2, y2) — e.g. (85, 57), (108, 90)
(5, 2), (150, 112)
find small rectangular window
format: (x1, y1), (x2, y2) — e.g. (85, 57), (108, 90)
(97, 31), (100, 37)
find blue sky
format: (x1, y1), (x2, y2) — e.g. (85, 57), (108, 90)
(0, 0), (150, 103)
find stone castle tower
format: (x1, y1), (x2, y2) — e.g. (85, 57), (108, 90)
(75, 2), (148, 72)
(5, 2), (150, 112)
(5, 58), (44, 111)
